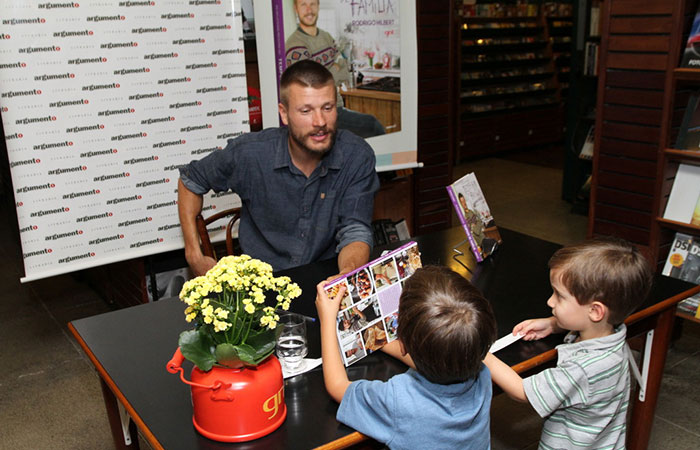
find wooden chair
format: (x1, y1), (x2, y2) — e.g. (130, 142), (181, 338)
(195, 207), (242, 260)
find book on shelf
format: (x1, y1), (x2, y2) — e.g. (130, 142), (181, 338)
(663, 233), (700, 318)
(323, 241), (422, 366)
(446, 172), (502, 262)
(589, 1), (601, 37)
(681, 5), (700, 67)
(584, 41), (599, 76)
(579, 124), (595, 160)
(663, 164), (700, 225)
(675, 91), (700, 151)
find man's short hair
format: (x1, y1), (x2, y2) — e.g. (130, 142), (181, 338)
(279, 59), (335, 106)
(398, 266), (497, 384)
(549, 237), (653, 325)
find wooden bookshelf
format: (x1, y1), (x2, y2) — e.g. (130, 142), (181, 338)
(456, 8), (565, 160)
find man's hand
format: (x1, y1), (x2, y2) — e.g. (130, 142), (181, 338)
(513, 317), (560, 341)
(334, 241), (370, 282)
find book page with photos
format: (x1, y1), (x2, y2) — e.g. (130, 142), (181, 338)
(324, 242), (422, 366)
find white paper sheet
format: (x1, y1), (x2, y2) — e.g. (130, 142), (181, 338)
(490, 333), (523, 354)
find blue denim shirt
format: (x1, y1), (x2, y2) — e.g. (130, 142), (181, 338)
(179, 127), (379, 271)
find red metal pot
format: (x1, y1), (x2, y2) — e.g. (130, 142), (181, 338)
(167, 348), (286, 442)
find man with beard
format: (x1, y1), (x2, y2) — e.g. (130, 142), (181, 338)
(178, 60), (379, 276)
(285, 0), (385, 138)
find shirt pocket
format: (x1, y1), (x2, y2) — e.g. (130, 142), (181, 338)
(314, 189), (338, 233)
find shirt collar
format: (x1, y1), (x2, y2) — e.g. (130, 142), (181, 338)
(272, 127), (343, 173)
(557, 323), (627, 361)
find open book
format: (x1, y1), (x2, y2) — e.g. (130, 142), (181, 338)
(323, 242), (422, 366)
(446, 173), (502, 262)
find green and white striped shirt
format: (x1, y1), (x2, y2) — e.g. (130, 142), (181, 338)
(523, 324), (630, 450)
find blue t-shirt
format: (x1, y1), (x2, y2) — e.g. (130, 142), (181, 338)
(179, 127), (379, 270)
(337, 367), (492, 450)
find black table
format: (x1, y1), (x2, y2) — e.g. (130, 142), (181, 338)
(69, 228), (700, 450)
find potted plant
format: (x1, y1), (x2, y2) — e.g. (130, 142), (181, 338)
(167, 254), (301, 442)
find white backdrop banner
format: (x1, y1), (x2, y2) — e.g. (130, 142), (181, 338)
(0, 0), (248, 282)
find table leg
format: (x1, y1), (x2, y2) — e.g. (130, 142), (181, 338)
(627, 307), (675, 450)
(99, 377), (141, 450)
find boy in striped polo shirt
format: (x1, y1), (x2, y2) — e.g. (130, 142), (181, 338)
(484, 237), (652, 449)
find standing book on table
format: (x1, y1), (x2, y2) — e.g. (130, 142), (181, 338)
(323, 242), (422, 366)
(446, 172), (502, 262)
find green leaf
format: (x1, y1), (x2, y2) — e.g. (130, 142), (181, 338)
(179, 329), (217, 371)
(214, 343), (243, 369)
(235, 343), (258, 364)
(245, 328), (277, 365)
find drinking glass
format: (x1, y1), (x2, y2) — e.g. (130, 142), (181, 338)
(276, 312), (308, 371)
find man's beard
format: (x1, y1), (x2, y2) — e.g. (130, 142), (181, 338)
(290, 125), (336, 157)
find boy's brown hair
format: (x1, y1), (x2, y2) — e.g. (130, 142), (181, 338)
(548, 237), (652, 325)
(279, 59), (335, 107)
(398, 266), (497, 384)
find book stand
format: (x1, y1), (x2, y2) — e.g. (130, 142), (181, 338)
(451, 238), (474, 274)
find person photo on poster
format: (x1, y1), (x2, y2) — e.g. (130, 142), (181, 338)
(280, 0), (399, 138)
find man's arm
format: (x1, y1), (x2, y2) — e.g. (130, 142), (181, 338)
(178, 178), (216, 276)
(483, 353), (528, 403)
(337, 241), (370, 277)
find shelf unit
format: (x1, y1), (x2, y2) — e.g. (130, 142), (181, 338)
(561, 0), (601, 209)
(456, 10), (565, 160)
(544, 7), (574, 100)
(583, 0), (699, 322)
(654, 66), (700, 322)
(654, 70), (700, 261)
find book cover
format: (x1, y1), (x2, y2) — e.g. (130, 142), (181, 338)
(323, 241), (422, 366)
(446, 173), (502, 262)
(682, 6), (700, 68)
(662, 233), (700, 316)
(663, 164), (700, 223)
(662, 233), (694, 279)
(675, 92), (700, 150)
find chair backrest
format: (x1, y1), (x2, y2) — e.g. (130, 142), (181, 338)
(195, 207), (242, 260)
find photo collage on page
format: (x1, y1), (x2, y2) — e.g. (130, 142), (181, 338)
(325, 243), (422, 366)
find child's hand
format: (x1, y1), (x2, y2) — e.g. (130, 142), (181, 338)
(513, 317), (558, 341)
(315, 281), (346, 325)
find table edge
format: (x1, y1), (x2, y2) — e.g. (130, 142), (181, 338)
(68, 321), (165, 450)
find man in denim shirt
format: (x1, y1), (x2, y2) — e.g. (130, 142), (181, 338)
(178, 60), (379, 275)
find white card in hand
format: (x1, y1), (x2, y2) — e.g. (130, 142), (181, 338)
(489, 333), (523, 354)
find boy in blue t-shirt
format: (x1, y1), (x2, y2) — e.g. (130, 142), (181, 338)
(316, 265), (497, 450)
(484, 237), (652, 449)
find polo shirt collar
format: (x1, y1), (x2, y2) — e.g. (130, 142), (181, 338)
(557, 324), (627, 361)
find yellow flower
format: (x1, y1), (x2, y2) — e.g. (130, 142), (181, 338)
(213, 319), (229, 332)
(244, 303), (255, 314)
